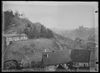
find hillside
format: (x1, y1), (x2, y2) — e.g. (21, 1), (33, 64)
(4, 38), (61, 61)
(3, 10), (54, 39)
(4, 11), (74, 48)
(4, 11), (95, 49)
(52, 26), (98, 42)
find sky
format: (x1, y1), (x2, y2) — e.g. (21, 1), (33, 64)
(2, 1), (98, 30)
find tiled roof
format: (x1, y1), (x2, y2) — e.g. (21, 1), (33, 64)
(42, 49), (71, 66)
(70, 49), (91, 62)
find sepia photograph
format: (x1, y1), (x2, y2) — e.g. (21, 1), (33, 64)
(2, 1), (98, 72)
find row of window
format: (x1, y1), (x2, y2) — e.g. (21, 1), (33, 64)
(6, 36), (28, 45)
(6, 36), (28, 41)
(73, 62), (89, 67)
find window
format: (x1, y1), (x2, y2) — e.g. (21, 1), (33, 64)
(96, 62), (99, 64)
(44, 54), (48, 58)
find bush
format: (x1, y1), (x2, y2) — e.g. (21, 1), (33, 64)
(24, 23), (54, 39)
(31, 61), (43, 68)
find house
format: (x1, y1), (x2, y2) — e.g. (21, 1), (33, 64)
(70, 49), (91, 68)
(3, 33), (28, 46)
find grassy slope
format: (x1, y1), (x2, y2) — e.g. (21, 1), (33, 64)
(4, 38), (61, 62)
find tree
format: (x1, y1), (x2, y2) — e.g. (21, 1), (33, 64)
(46, 29), (54, 38)
(40, 25), (54, 38)
(24, 23), (54, 39)
(88, 34), (95, 42)
(14, 11), (20, 17)
(74, 37), (82, 43)
(74, 37), (87, 49)
(24, 23), (38, 39)
(4, 10), (14, 31)
(86, 41), (96, 50)
(40, 25), (47, 37)
(86, 34), (96, 50)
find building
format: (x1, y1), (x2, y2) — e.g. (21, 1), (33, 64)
(3, 33), (28, 46)
(70, 49), (91, 71)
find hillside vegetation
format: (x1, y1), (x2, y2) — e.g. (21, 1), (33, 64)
(4, 10), (54, 39)
(53, 26), (97, 42)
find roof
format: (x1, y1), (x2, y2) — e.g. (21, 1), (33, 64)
(70, 49), (91, 63)
(42, 49), (71, 66)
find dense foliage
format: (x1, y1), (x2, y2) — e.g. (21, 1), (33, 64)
(24, 23), (54, 39)
(3, 10), (14, 31)
(3, 10), (54, 39)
